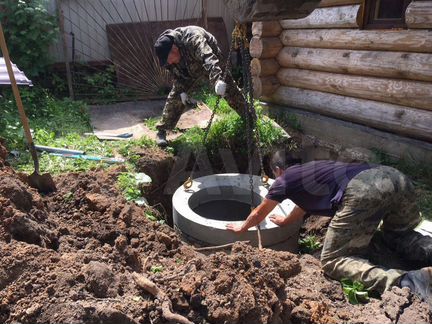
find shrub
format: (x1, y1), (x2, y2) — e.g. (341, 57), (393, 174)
(0, 0), (59, 78)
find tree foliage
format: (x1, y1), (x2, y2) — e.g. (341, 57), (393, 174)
(0, 0), (58, 77)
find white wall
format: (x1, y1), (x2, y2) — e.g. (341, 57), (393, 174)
(48, 0), (235, 63)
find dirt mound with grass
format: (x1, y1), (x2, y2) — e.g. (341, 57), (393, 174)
(0, 141), (430, 324)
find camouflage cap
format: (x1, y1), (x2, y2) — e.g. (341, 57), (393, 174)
(154, 34), (174, 67)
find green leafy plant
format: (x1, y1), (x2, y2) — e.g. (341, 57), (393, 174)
(298, 235), (322, 254)
(63, 191), (74, 203)
(341, 279), (370, 304)
(117, 173), (142, 202)
(83, 65), (118, 103)
(143, 117), (160, 131)
(172, 99), (288, 172)
(0, 0), (59, 78)
(145, 212), (158, 222)
(150, 265), (163, 273)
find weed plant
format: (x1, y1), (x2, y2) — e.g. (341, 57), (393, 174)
(298, 235), (322, 254)
(0, 86), (155, 174)
(171, 94), (290, 170)
(341, 279), (370, 304)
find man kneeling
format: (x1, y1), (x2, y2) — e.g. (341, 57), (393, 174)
(227, 150), (432, 305)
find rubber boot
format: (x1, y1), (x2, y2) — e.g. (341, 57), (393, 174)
(156, 130), (167, 147)
(400, 267), (432, 306)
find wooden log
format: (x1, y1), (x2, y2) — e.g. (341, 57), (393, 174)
(406, 1), (432, 29)
(271, 86), (432, 142)
(277, 47), (432, 82)
(280, 29), (432, 53)
(250, 36), (283, 59)
(318, 0), (361, 7)
(277, 68), (432, 111)
(252, 21), (282, 37)
(253, 76), (279, 98)
(280, 5), (361, 29)
(251, 58), (280, 77)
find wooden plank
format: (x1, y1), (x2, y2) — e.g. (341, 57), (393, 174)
(277, 47), (432, 82)
(318, 0), (362, 7)
(280, 29), (432, 53)
(251, 58), (279, 77)
(406, 1), (432, 29)
(277, 68), (432, 111)
(271, 86), (432, 142)
(252, 21), (282, 37)
(249, 36), (283, 59)
(280, 5), (361, 29)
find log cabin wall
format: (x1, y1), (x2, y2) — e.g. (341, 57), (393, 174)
(251, 0), (432, 162)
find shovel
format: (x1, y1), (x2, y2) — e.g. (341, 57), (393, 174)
(0, 23), (56, 193)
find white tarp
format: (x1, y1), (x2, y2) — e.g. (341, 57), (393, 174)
(0, 57), (33, 86)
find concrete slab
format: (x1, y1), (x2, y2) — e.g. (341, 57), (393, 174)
(89, 100), (216, 141)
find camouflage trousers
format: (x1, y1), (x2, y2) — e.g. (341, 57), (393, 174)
(321, 166), (431, 293)
(156, 74), (247, 132)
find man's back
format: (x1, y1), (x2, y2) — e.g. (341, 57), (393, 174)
(162, 26), (222, 82)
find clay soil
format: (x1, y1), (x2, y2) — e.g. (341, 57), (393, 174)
(0, 141), (430, 324)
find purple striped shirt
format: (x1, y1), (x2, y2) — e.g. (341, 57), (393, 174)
(266, 160), (374, 216)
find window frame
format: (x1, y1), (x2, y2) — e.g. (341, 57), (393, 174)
(363, 0), (412, 30)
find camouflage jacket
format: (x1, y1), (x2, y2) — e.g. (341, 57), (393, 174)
(161, 26), (224, 92)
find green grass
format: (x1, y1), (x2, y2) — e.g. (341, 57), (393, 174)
(171, 95), (290, 169)
(0, 87), (156, 174)
(143, 117), (160, 131)
(298, 235), (322, 254)
(371, 149), (432, 221)
(150, 265), (163, 273)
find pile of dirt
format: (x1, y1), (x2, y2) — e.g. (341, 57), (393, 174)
(0, 141), (430, 324)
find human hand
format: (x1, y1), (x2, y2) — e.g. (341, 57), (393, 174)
(269, 214), (287, 226)
(180, 92), (189, 105)
(226, 223), (245, 233)
(215, 80), (227, 97)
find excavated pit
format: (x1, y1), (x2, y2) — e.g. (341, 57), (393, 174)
(1, 141), (431, 324)
(193, 200), (251, 221)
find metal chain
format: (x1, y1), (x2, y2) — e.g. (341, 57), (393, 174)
(239, 29), (264, 248)
(239, 40), (255, 209)
(183, 32), (236, 189)
(242, 47), (268, 185)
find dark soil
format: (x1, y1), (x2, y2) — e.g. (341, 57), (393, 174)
(0, 141), (430, 324)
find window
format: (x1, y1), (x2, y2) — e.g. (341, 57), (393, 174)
(364, 0), (412, 29)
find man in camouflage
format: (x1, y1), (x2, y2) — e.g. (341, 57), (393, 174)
(227, 151), (432, 306)
(153, 25), (246, 147)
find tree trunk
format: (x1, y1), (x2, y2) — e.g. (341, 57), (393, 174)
(251, 58), (280, 77)
(318, 0), (362, 7)
(250, 36), (283, 59)
(406, 1), (432, 29)
(277, 47), (432, 82)
(253, 76), (279, 98)
(280, 29), (432, 53)
(277, 68), (432, 111)
(280, 5), (361, 29)
(252, 21), (282, 37)
(271, 86), (432, 142)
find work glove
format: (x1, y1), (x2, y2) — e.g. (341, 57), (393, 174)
(215, 80), (227, 97)
(180, 92), (189, 105)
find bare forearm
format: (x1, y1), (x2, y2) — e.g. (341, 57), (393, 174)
(240, 210), (266, 232)
(282, 205), (305, 226)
